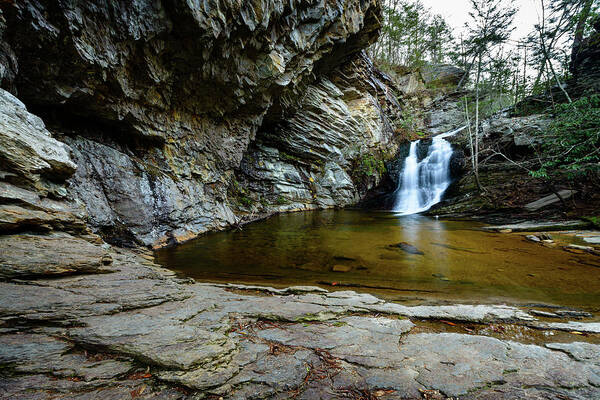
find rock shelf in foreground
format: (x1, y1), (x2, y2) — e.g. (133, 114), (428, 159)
(1, 233), (599, 399)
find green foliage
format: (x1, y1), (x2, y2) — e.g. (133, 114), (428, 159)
(583, 216), (600, 229)
(532, 95), (600, 179)
(360, 155), (386, 177)
(398, 109), (419, 134)
(229, 177), (254, 208)
(395, 107), (429, 139)
(275, 196), (290, 205)
(238, 195), (254, 207)
(372, 0), (453, 68)
(279, 151), (301, 163)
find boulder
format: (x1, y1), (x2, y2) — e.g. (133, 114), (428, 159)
(389, 242), (424, 255)
(0, 89), (75, 194)
(395, 72), (426, 95)
(0, 89), (85, 233)
(482, 114), (552, 149)
(421, 64), (466, 88)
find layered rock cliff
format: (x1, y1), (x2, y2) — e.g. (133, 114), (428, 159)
(0, 0), (401, 247)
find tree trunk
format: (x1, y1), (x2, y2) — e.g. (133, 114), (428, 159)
(464, 96), (477, 181)
(474, 52), (484, 191)
(539, 0), (572, 103)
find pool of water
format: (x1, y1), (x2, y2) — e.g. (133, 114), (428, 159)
(155, 210), (600, 310)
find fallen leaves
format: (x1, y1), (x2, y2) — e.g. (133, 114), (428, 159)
(373, 389), (396, 397)
(314, 348), (342, 370)
(418, 388), (448, 399)
(128, 372), (152, 380)
(130, 385), (146, 398)
(335, 386), (396, 399)
(269, 342), (295, 355)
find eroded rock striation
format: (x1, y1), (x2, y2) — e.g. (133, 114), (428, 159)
(0, 0), (398, 247)
(236, 52), (401, 215)
(0, 90), (86, 235)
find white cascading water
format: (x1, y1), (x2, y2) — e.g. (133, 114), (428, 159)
(392, 127), (465, 215)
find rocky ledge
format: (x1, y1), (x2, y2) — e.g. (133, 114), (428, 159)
(1, 233), (599, 400)
(0, 0), (401, 248)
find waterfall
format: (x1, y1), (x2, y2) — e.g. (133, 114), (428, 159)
(392, 127), (465, 215)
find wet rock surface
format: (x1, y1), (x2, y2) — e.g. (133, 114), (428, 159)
(482, 220), (593, 232)
(1, 234), (599, 399)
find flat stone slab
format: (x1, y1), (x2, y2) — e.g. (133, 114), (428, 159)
(524, 190), (577, 211)
(0, 333), (133, 381)
(0, 233), (115, 279)
(540, 321), (600, 334)
(583, 236), (600, 244)
(483, 220), (592, 232)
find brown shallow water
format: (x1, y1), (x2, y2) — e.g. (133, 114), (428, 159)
(155, 210), (600, 311)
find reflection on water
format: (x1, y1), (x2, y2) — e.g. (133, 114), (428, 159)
(155, 210), (600, 310)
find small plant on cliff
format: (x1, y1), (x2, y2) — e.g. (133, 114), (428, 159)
(275, 196), (290, 205)
(280, 151), (301, 163)
(397, 108), (427, 139)
(238, 195), (254, 208)
(229, 177), (255, 208)
(360, 155), (386, 177)
(531, 95), (600, 180)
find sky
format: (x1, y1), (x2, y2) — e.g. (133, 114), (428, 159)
(420, 0), (541, 43)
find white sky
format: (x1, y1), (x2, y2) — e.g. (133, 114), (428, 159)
(420, 0), (541, 43)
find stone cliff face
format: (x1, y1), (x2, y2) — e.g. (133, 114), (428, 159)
(235, 52), (401, 217)
(570, 17), (600, 96)
(0, 0), (401, 247)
